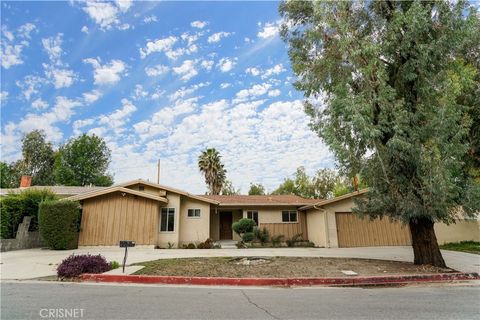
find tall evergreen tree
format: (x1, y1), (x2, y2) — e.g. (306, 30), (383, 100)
(280, 0), (480, 266)
(248, 183), (266, 195)
(198, 148), (226, 195)
(21, 130), (55, 185)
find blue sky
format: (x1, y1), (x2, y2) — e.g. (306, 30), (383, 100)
(1, 0), (333, 193)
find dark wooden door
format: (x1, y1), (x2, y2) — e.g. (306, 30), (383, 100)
(219, 212), (233, 240)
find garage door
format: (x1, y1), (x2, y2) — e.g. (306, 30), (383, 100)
(335, 212), (411, 247)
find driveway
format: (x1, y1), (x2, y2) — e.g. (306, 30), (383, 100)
(1, 246), (479, 280)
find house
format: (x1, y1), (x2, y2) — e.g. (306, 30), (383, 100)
(66, 179), (479, 248)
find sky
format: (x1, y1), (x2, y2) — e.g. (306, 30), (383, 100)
(0, 0), (334, 193)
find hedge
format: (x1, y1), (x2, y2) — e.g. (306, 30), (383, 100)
(39, 200), (81, 250)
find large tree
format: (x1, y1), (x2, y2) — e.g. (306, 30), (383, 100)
(221, 180), (240, 195)
(280, 0), (480, 266)
(21, 130), (55, 185)
(248, 183), (266, 195)
(54, 134), (113, 186)
(198, 148), (227, 195)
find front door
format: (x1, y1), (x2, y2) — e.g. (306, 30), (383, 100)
(219, 212), (233, 240)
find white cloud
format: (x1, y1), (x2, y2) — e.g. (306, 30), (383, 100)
(31, 98), (49, 110)
(1, 91), (9, 102)
(207, 31), (232, 43)
(83, 90), (102, 104)
(1, 23), (36, 69)
(268, 89), (281, 97)
(200, 60), (214, 71)
(168, 82), (209, 101)
(263, 63), (286, 78)
(235, 83), (272, 102)
(132, 84), (148, 100)
(173, 60), (198, 82)
(99, 98), (137, 129)
(45, 68), (76, 89)
(245, 67), (260, 76)
(15, 75), (45, 100)
(73, 118), (95, 135)
(257, 21), (280, 39)
(145, 64), (169, 77)
(81, 26), (89, 34)
(81, 1), (132, 30)
(83, 58), (127, 85)
(115, 0), (132, 12)
(139, 36), (177, 59)
(42, 34), (63, 63)
(17, 23), (36, 39)
(220, 83), (231, 89)
(191, 20), (208, 29)
(217, 57), (236, 73)
(144, 15), (157, 23)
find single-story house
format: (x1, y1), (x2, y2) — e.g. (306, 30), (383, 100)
(64, 179), (479, 248)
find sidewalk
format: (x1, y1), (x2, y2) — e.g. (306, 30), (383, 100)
(1, 246), (479, 280)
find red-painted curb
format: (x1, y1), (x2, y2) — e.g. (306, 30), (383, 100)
(80, 272), (480, 287)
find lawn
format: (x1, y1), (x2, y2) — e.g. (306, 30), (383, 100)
(440, 241), (480, 255)
(133, 257), (452, 278)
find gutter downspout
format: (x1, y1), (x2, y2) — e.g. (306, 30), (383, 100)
(313, 204), (330, 248)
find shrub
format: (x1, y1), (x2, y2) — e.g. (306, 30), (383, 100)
(232, 218), (256, 237)
(167, 242), (175, 249)
(286, 233), (304, 247)
(39, 200), (80, 250)
(110, 261), (120, 269)
(19, 189), (58, 231)
(242, 232), (255, 243)
(57, 254), (111, 278)
(253, 227), (269, 245)
(236, 241), (247, 248)
(187, 243), (196, 249)
(0, 196), (23, 239)
(197, 238), (214, 249)
(271, 235), (285, 247)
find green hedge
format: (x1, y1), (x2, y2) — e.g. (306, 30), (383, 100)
(0, 189), (57, 239)
(39, 200), (81, 250)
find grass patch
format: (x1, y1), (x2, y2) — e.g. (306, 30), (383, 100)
(440, 241), (480, 255)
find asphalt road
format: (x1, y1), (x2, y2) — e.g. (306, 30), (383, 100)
(1, 282), (479, 320)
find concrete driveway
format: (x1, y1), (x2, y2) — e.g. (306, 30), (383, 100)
(1, 246), (479, 280)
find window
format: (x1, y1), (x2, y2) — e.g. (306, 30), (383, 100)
(247, 211), (258, 225)
(187, 208), (201, 218)
(160, 208), (175, 232)
(282, 210), (297, 223)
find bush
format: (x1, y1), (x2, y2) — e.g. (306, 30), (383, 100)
(253, 227), (269, 245)
(167, 242), (175, 249)
(242, 232), (255, 243)
(39, 200), (80, 250)
(271, 235), (285, 247)
(232, 218), (256, 237)
(197, 238), (214, 249)
(187, 243), (196, 249)
(20, 189), (58, 231)
(236, 241), (247, 248)
(286, 233), (304, 247)
(110, 261), (120, 269)
(57, 254), (111, 278)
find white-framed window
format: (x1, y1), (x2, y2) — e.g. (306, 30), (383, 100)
(160, 208), (175, 232)
(187, 208), (201, 218)
(282, 210), (297, 223)
(247, 211), (258, 225)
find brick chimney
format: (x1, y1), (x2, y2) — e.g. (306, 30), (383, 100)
(20, 175), (32, 188)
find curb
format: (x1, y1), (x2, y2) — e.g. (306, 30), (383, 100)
(80, 272), (480, 287)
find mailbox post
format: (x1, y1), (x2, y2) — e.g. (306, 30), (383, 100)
(119, 240), (135, 273)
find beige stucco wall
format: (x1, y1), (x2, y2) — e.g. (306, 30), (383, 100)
(179, 198), (211, 245)
(306, 209), (327, 247)
(241, 207), (298, 224)
(435, 220), (480, 244)
(156, 192), (180, 248)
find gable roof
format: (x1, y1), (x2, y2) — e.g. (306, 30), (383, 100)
(299, 189), (369, 211)
(66, 186), (168, 203)
(0, 185), (107, 197)
(200, 194), (320, 206)
(117, 179), (220, 204)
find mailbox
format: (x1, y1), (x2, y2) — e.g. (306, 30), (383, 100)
(120, 240), (135, 248)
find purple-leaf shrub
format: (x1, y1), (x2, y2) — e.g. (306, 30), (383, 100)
(57, 254), (111, 278)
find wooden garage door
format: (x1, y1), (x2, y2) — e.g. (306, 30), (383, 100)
(335, 212), (411, 247)
(78, 192), (159, 246)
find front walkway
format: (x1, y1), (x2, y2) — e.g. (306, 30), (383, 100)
(1, 246), (478, 280)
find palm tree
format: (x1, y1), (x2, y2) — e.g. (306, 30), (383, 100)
(198, 148), (227, 195)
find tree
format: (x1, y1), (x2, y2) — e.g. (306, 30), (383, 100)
(21, 130), (55, 185)
(54, 134), (113, 186)
(221, 180), (240, 195)
(248, 183), (266, 195)
(198, 148), (226, 195)
(0, 162), (20, 188)
(280, 0), (480, 266)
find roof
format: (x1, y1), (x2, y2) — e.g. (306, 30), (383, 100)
(201, 194), (320, 206)
(66, 186), (168, 203)
(299, 189), (369, 211)
(0, 185), (107, 196)
(117, 179), (220, 204)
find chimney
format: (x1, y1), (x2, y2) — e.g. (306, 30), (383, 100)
(20, 175), (32, 188)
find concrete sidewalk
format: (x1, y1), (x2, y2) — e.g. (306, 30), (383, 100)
(1, 246), (479, 280)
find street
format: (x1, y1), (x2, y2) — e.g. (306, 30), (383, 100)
(1, 281), (479, 320)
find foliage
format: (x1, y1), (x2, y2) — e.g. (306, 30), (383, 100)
(21, 130), (55, 186)
(38, 200), (81, 250)
(198, 148), (227, 195)
(167, 242), (175, 249)
(235, 241), (247, 249)
(221, 180), (240, 195)
(286, 233), (304, 247)
(110, 261), (120, 269)
(232, 218), (256, 237)
(280, 0), (480, 266)
(253, 227), (269, 245)
(271, 235), (284, 247)
(197, 238), (215, 249)
(0, 162), (21, 188)
(272, 167), (356, 199)
(0, 195), (23, 239)
(248, 183), (266, 195)
(439, 241), (480, 255)
(54, 134), (113, 186)
(57, 254), (111, 278)
(186, 243), (196, 249)
(242, 232), (255, 243)
(19, 188), (58, 231)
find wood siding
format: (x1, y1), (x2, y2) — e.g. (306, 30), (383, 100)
(78, 192), (159, 246)
(335, 212), (411, 247)
(260, 211), (308, 240)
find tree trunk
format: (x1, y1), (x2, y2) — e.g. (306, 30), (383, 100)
(409, 217), (446, 268)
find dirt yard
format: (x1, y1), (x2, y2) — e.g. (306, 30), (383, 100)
(133, 257), (453, 278)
